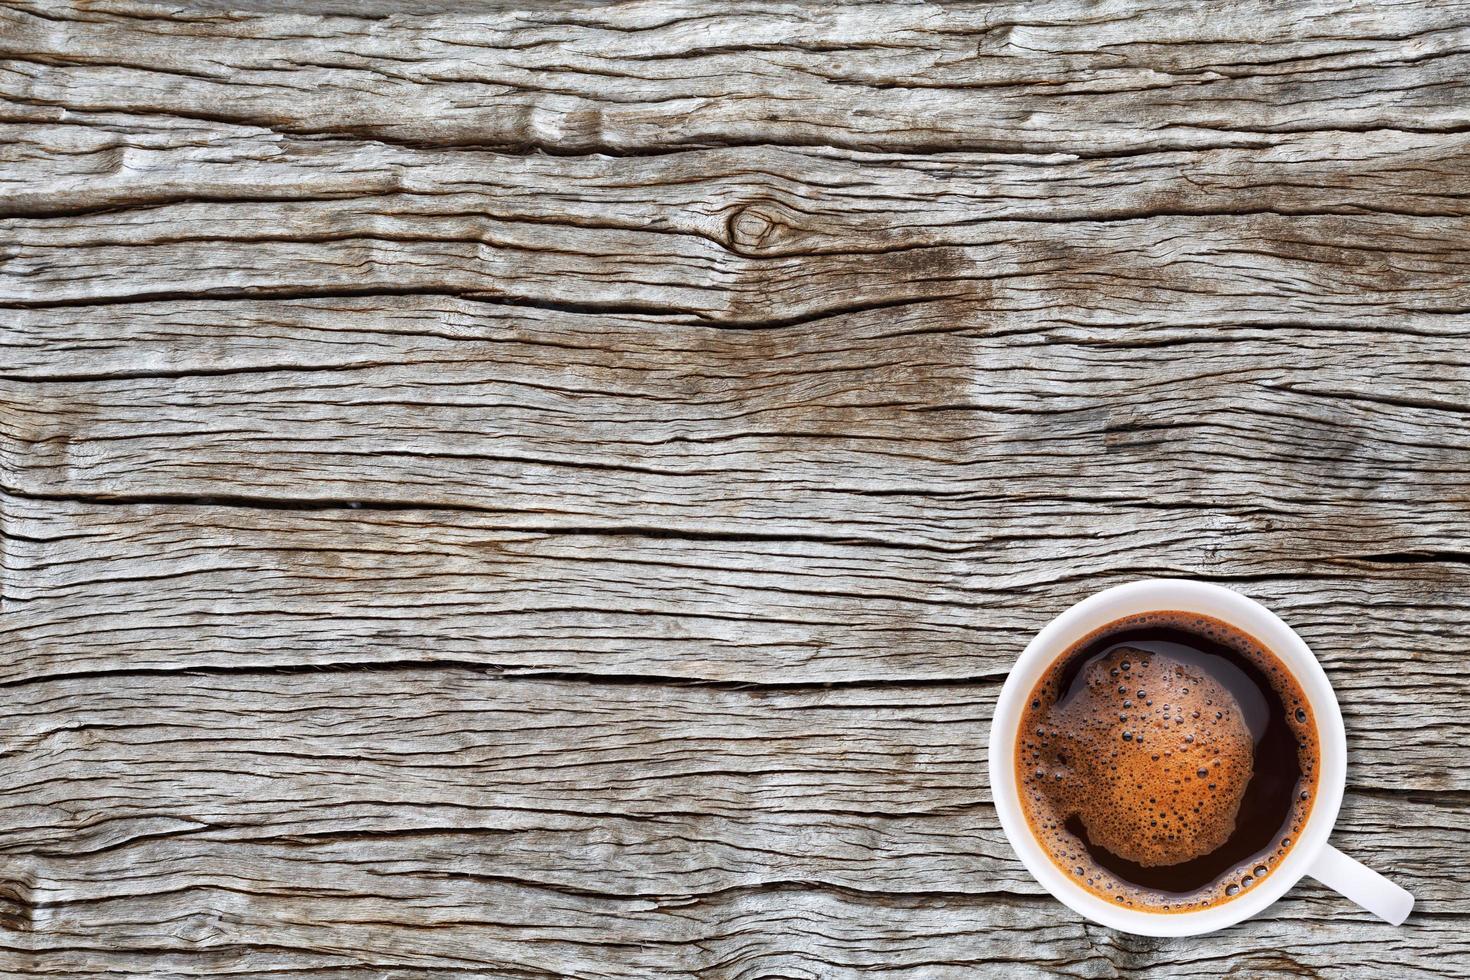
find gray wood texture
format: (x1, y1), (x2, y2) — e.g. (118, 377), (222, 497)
(2, 0), (1468, 976)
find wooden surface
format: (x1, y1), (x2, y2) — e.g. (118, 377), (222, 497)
(2, 0), (1469, 976)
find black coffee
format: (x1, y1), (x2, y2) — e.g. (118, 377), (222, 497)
(1017, 611), (1317, 912)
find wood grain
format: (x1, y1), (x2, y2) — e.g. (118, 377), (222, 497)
(2, 0), (1468, 977)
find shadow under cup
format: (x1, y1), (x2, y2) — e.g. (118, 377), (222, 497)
(988, 580), (1349, 937)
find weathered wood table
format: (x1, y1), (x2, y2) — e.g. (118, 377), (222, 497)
(3, 1), (1468, 976)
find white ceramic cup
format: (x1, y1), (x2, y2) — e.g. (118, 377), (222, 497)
(988, 579), (1414, 936)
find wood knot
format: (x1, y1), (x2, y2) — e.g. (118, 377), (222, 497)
(724, 202), (795, 254)
(174, 911), (226, 945)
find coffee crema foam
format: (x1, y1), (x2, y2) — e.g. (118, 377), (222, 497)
(1016, 611), (1318, 913)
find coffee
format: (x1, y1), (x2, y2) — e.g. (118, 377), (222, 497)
(1016, 611), (1317, 912)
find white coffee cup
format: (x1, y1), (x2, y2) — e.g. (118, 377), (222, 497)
(987, 579), (1413, 936)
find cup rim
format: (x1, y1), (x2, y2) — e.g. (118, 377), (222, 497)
(987, 579), (1347, 936)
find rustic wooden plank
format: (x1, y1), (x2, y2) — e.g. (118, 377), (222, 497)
(2, 493), (1468, 798)
(3, 0), (1469, 156)
(7, 119), (1470, 228)
(0, 671), (1460, 978)
(4, 4), (1469, 322)
(4, 202), (1468, 318)
(5, 299), (1470, 525)
(5, 894), (1464, 980)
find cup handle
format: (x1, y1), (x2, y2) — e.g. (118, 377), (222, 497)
(1306, 843), (1414, 925)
